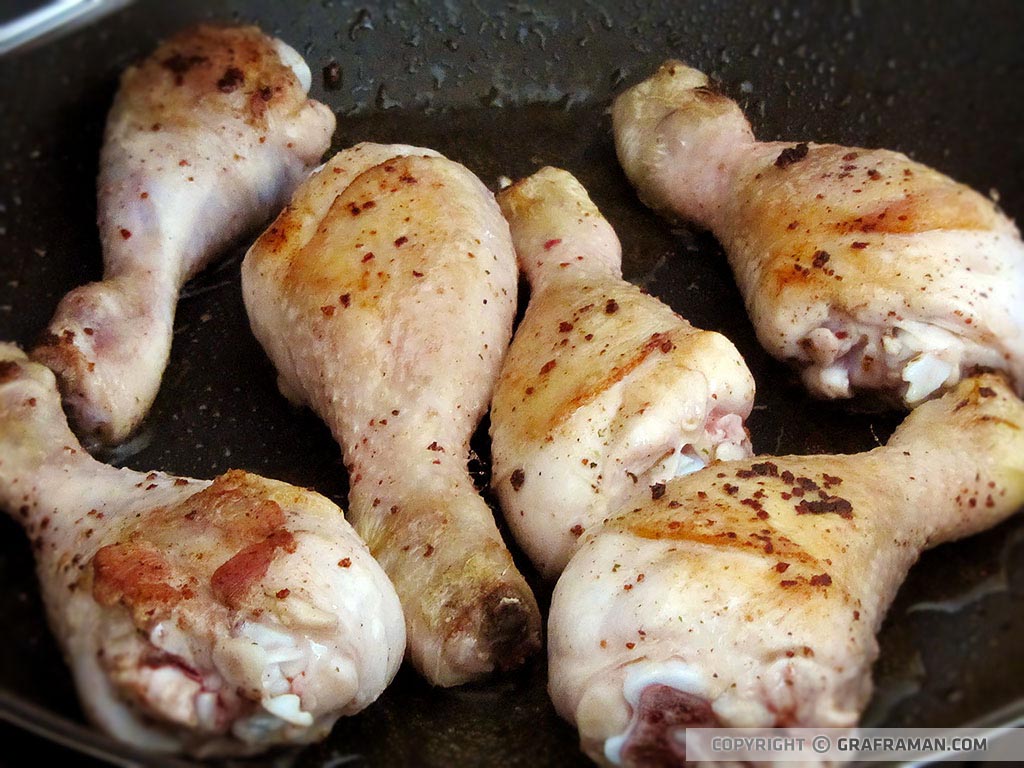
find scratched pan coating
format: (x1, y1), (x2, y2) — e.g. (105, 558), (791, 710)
(0, 1), (1022, 765)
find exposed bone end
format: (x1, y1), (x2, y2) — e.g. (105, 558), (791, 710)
(31, 326), (112, 447)
(614, 685), (718, 767)
(434, 580), (542, 687)
(479, 586), (543, 672)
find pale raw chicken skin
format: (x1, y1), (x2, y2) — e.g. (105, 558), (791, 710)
(613, 61), (1024, 407)
(491, 168), (754, 578)
(0, 345), (404, 756)
(242, 143), (541, 686)
(32, 25), (335, 446)
(548, 374), (1024, 766)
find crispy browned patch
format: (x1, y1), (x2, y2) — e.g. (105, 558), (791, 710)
(210, 529), (296, 609)
(251, 204), (304, 257)
(543, 331), (676, 433)
(136, 25), (305, 130)
(475, 583), (542, 672)
(627, 515), (820, 567)
(180, 469), (286, 547)
(93, 542), (184, 623)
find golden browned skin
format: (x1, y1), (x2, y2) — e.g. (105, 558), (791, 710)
(242, 143), (541, 686)
(549, 374), (1024, 765)
(614, 62), (1024, 407)
(32, 25), (334, 446)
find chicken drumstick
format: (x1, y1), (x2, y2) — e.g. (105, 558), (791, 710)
(0, 344), (405, 756)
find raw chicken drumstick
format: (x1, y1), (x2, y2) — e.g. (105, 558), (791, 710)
(33, 25), (335, 446)
(242, 143), (541, 686)
(549, 373), (1024, 767)
(0, 344), (405, 756)
(613, 61), (1024, 407)
(491, 168), (755, 578)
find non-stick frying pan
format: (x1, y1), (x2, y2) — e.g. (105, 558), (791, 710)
(0, 1), (1022, 765)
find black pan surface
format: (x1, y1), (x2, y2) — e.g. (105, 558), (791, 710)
(0, 1), (1023, 766)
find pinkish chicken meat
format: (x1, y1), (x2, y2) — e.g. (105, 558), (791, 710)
(32, 25), (334, 446)
(613, 61), (1024, 407)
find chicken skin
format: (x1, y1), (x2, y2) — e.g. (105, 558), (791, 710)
(0, 344), (405, 756)
(548, 373), (1024, 766)
(491, 168), (754, 578)
(32, 25), (335, 446)
(613, 61), (1024, 407)
(242, 143), (541, 686)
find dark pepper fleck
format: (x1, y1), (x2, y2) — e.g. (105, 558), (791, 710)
(510, 468), (525, 490)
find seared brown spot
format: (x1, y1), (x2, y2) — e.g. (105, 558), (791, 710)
(93, 542), (182, 622)
(796, 496), (853, 519)
(775, 142), (809, 168)
(161, 52), (208, 80)
(211, 529), (296, 610)
(216, 66), (245, 92)
(736, 461), (779, 479)
(510, 468), (525, 490)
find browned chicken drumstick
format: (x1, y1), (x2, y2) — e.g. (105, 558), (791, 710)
(33, 25), (334, 446)
(491, 167), (754, 579)
(549, 374), (1024, 766)
(242, 143), (541, 686)
(0, 345), (405, 755)
(614, 62), (1024, 408)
